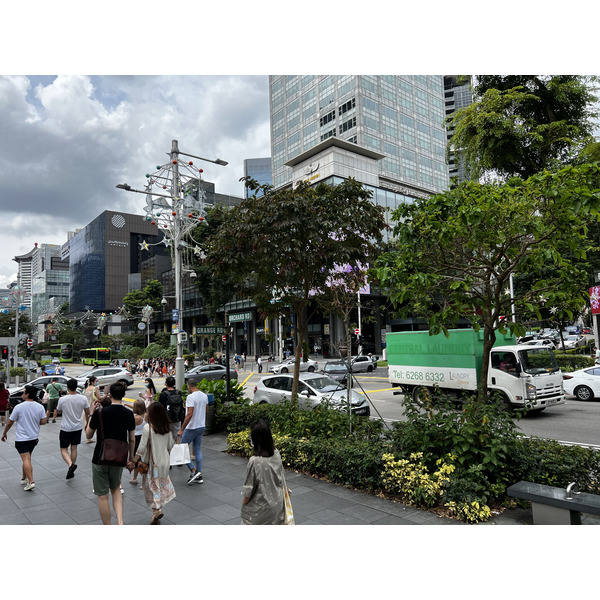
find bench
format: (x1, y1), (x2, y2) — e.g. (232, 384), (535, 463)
(507, 480), (600, 525)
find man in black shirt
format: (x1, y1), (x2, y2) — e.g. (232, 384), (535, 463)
(86, 383), (135, 525)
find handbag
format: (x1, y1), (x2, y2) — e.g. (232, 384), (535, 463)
(170, 443), (191, 466)
(136, 428), (152, 475)
(282, 472), (295, 525)
(98, 407), (130, 466)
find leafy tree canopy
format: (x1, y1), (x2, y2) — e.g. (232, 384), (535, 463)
(122, 279), (163, 316)
(373, 163), (600, 399)
(206, 177), (385, 397)
(447, 75), (598, 180)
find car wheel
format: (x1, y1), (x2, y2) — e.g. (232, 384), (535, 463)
(281, 367), (288, 373)
(259, 401), (268, 405)
(307, 366), (315, 372)
(575, 385), (594, 401)
(118, 379), (129, 390)
(367, 365), (373, 372)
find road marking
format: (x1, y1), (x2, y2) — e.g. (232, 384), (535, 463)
(358, 388), (397, 394)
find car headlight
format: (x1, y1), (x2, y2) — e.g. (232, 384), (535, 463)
(526, 383), (537, 400)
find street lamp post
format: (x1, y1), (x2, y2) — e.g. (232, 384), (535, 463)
(1, 285), (28, 385)
(117, 139), (227, 390)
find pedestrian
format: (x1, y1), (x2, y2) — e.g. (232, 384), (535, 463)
(177, 378), (209, 485)
(83, 376), (102, 438)
(46, 377), (62, 423)
(139, 377), (156, 409)
(241, 419), (289, 525)
(40, 365), (47, 377)
(57, 378), (90, 479)
(184, 358), (189, 371)
(1, 385), (48, 491)
(86, 382), (136, 525)
(129, 399), (147, 486)
(257, 355), (262, 374)
(0, 382), (9, 426)
(128, 402), (176, 524)
(158, 376), (185, 440)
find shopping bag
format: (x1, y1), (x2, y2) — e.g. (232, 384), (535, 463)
(170, 443), (191, 466)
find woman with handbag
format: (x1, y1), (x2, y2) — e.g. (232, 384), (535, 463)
(83, 376), (102, 443)
(128, 400), (147, 486)
(128, 402), (176, 524)
(241, 419), (293, 525)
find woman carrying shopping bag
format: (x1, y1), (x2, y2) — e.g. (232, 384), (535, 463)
(241, 419), (293, 525)
(128, 402), (176, 524)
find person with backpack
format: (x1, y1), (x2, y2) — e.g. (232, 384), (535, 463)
(158, 376), (185, 440)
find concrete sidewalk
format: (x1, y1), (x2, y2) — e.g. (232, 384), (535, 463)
(0, 416), (587, 526)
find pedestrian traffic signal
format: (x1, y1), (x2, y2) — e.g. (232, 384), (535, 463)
(1, 347), (7, 359)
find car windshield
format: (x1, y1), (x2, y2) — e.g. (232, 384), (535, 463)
(565, 335), (579, 341)
(324, 363), (348, 372)
(305, 376), (341, 392)
(518, 348), (560, 374)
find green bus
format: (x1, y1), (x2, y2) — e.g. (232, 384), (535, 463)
(50, 343), (74, 362)
(80, 347), (111, 365)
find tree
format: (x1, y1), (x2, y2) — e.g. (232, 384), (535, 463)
(122, 279), (163, 315)
(206, 178), (385, 399)
(373, 164), (600, 401)
(447, 76), (598, 181)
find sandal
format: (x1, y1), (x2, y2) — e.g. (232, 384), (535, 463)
(129, 479), (138, 485)
(150, 511), (164, 525)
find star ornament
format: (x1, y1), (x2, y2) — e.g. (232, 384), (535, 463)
(139, 240), (150, 251)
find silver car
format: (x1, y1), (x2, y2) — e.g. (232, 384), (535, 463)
(76, 367), (134, 390)
(350, 355), (376, 373)
(269, 358), (318, 374)
(253, 372), (370, 416)
(184, 364), (238, 382)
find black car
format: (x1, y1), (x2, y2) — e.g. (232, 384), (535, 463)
(321, 361), (353, 387)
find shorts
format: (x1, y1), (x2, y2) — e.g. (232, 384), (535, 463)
(47, 397), (59, 412)
(92, 463), (124, 496)
(59, 429), (82, 448)
(15, 439), (39, 454)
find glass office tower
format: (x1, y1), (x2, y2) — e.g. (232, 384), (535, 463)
(269, 75), (449, 194)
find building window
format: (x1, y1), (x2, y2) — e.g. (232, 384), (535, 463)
(320, 128), (337, 141)
(319, 109), (336, 127)
(339, 98), (356, 116)
(339, 116), (356, 134)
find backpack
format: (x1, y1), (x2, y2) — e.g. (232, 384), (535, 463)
(165, 389), (185, 423)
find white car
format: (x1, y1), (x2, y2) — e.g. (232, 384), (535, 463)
(350, 355), (376, 373)
(562, 367), (600, 401)
(557, 335), (586, 350)
(76, 367), (134, 389)
(269, 358), (318, 374)
(517, 339), (556, 350)
(253, 373), (370, 416)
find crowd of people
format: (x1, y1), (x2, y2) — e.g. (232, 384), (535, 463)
(0, 372), (294, 525)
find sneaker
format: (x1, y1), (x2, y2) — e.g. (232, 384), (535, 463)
(52, 419), (56, 423)
(188, 471), (203, 485)
(24, 482), (35, 491)
(66, 463), (77, 479)
(20, 477), (28, 485)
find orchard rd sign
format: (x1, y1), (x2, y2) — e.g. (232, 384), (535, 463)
(228, 312), (251, 323)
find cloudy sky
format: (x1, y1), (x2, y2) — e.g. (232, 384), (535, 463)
(0, 74), (271, 286)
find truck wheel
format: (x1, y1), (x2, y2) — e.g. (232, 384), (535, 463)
(412, 386), (432, 406)
(575, 385), (594, 401)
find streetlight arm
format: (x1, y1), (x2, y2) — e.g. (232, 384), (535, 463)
(175, 150), (228, 166)
(116, 184), (173, 199)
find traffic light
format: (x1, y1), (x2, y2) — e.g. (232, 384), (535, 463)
(1, 347), (7, 360)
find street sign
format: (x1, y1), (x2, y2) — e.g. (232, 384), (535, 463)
(196, 326), (225, 335)
(355, 328), (360, 335)
(27, 339), (33, 347)
(172, 308), (179, 321)
(229, 312), (251, 323)
(222, 335), (227, 342)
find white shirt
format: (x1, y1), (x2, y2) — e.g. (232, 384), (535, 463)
(186, 390), (208, 429)
(57, 393), (89, 432)
(9, 400), (46, 441)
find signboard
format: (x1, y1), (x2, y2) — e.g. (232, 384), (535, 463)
(172, 308), (179, 321)
(27, 339), (33, 347)
(355, 328), (360, 335)
(590, 286), (600, 315)
(196, 326), (225, 335)
(229, 312), (251, 323)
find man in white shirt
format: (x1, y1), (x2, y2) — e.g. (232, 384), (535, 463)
(177, 379), (210, 485)
(1, 385), (48, 491)
(57, 379), (90, 479)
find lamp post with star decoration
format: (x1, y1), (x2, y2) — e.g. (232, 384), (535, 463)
(117, 139), (227, 389)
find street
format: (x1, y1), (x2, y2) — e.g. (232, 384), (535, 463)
(56, 363), (600, 449)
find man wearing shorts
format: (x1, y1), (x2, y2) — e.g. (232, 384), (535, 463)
(1, 385), (48, 491)
(86, 382), (135, 525)
(46, 377), (62, 423)
(57, 379), (90, 479)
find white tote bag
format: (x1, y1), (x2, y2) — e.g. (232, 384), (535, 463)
(170, 443), (191, 466)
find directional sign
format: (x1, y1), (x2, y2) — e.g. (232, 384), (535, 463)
(196, 326), (225, 335)
(229, 312), (251, 323)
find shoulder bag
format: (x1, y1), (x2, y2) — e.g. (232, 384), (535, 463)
(98, 407), (130, 466)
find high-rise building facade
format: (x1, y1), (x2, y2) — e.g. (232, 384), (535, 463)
(269, 75), (449, 194)
(243, 158), (273, 197)
(443, 75), (473, 184)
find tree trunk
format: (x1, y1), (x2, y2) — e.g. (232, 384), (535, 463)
(478, 324), (496, 403)
(291, 305), (307, 401)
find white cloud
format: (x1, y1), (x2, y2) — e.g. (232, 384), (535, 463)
(0, 74), (271, 287)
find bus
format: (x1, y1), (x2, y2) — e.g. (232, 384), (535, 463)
(50, 343), (74, 362)
(79, 347), (111, 365)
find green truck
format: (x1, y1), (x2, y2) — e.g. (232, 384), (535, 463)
(387, 329), (565, 411)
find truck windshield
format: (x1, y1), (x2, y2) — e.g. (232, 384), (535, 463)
(518, 348), (560, 374)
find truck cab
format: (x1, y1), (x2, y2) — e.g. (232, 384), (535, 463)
(489, 345), (564, 409)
